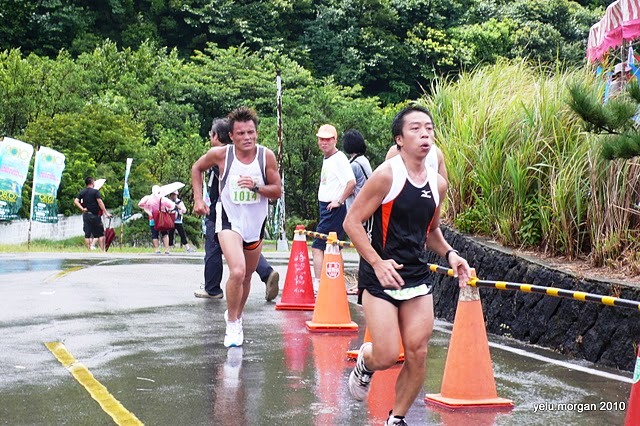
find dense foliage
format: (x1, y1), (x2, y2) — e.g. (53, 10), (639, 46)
(0, 42), (392, 239)
(428, 61), (640, 268)
(3, 1), (638, 270)
(569, 78), (640, 160)
(0, 0), (602, 102)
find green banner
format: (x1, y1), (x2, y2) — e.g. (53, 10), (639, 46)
(30, 147), (65, 223)
(0, 137), (34, 221)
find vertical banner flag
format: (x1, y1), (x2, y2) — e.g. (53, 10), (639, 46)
(122, 157), (133, 220)
(0, 137), (34, 221)
(30, 147), (65, 223)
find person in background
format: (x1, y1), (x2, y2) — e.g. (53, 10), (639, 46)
(138, 185), (175, 254)
(343, 129), (373, 295)
(74, 176), (112, 251)
(194, 117), (280, 301)
(386, 142), (447, 181)
(168, 190), (195, 252)
(343, 129), (373, 210)
(311, 123), (356, 291)
(344, 105), (471, 425)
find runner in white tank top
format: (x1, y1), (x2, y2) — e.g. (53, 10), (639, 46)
(191, 107), (282, 348)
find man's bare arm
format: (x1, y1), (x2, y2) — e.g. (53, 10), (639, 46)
(97, 199), (111, 217)
(74, 198), (85, 212)
(258, 149), (282, 200)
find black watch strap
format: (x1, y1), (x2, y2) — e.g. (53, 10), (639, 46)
(445, 249), (459, 262)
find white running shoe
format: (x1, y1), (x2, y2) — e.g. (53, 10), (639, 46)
(348, 342), (374, 401)
(385, 415), (408, 425)
(223, 310), (244, 347)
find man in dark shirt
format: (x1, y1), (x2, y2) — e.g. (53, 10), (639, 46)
(74, 176), (111, 251)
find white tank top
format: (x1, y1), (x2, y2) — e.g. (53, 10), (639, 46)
(218, 144), (268, 242)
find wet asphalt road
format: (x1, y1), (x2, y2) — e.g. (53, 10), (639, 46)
(0, 252), (633, 425)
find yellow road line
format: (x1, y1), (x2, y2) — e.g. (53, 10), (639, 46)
(44, 266), (85, 282)
(44, 342), (143, 425)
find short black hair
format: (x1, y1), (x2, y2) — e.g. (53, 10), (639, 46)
(85, 176), (94, 186)
(342, 129), (366, 155)
(228, 106), (259, 131)
(391, 104), (434, 140)
(210, 118), (232, 145)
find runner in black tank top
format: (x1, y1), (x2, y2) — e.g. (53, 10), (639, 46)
(343, 105), (472, 424)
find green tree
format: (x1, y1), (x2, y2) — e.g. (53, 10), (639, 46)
(76, 40), (198, 144)
(453, 18), (516, 64)
(568, 78), (640, 160)
(21, 104), (147, 215)
(0, 0), (91, 57)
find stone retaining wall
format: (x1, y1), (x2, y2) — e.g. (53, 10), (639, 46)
(429, 227), (640, 372)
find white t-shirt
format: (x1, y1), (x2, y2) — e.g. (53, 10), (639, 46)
(346, 155), (373, 210)
(317, 151), (355, 203)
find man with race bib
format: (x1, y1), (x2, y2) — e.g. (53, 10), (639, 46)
(192, 107), (281, 348)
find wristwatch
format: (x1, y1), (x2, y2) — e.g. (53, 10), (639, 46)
(251, 184), (260, 193)
(445, 249), (459, 262)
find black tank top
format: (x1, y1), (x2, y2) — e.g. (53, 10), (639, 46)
(359, 155), (440, 288)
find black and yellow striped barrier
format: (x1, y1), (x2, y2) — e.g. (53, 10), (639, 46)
(295, 227), (640, 311)
(297, 229), (355, 248)
(428, 263), (640, 312)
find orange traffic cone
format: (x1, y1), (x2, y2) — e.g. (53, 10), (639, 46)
(346, 327), (405, 362)
(425, 285), (513, 409)
(625, 346), (640, 425)
(276, 225), (315, 311)
(306, 232), (358, 332)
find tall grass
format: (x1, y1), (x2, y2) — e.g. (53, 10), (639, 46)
(426, 60), (640, 268)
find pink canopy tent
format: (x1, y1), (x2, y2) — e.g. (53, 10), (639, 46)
(587, 0), (640, 63)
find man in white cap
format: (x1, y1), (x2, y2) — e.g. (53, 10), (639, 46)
(311, 124), (356, 290)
